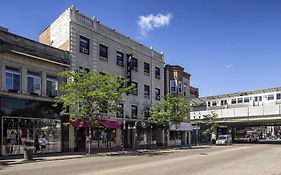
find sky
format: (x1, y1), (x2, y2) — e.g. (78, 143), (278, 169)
(1, 0), (281, 97)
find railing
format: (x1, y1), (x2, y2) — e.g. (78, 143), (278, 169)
(191, 104), (281, 120)
(71, 9), (95, 30)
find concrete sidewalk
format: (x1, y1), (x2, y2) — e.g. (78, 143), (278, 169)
(0, 145), (211, 165)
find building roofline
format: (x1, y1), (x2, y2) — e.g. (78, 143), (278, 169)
(0, 29), (70, 65)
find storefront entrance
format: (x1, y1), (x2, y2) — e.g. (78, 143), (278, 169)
(74, 127), (86, 152)
(2, 116), (61, 155)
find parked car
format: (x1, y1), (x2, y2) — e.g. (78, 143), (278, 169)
(216, 135), (232, 145)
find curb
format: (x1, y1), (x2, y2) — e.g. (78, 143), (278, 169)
(1, 146), (211, 165)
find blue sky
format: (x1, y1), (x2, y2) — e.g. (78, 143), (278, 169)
(1, 0), (281, 96)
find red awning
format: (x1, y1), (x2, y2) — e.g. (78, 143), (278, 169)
(70, 119), (91, 128)
(97, 118), (121, 129)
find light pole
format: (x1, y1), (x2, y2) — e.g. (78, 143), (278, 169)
(122, 113), (126, 151)
(196, 112), (201, 147)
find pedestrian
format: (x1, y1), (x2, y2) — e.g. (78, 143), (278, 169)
(34, 134), (40, 153)
(40, 135), (47, 155)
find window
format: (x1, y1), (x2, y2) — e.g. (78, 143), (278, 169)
(183, 85), (187, 96)
(155, 67), (160, 79)
(79, 66), (90, 73)
(267, 94), (274, 100)
(178, 81), (183, 94)
(79, 36), (89, 54)
(170, 80), (177, 93)
(207, 101), (211, 106)
(46, 75), (58, 97)
(231, 99), (237, 104)
(99, 44), (108, 59)
(244, 97), (250, 103)
(238, 98), (243, 104)
(27, 72), (41, 95)
(254, 96), (262, 102)
(5, 67), (21, 92)
(131, 105), (138, 119)
(221, 100), (227, 105)
(99, 101), (108, 114)
(116, 51), (124, 67)
(277, 93), (281, 100)
(144, 107), (150, 119)
(132, 81), (138, 95)
(155, 88), (161, 100)
(144, 62), (150, 75)
(131, 57), (138, 71)
(117, 103), (124, 118)
(212, 101), (217, 106)
(144, 85), (150, 98)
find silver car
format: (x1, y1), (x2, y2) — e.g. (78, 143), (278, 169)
(216, 135), (232, 145)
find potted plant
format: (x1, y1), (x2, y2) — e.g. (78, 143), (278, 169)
(23, 146), (34, 160)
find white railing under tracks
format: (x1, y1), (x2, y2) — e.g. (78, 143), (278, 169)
(191, 104), (281, 120)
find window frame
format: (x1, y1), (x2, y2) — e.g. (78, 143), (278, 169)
(170, 80), (177, 93)
(117, 103), (124, 118)
(5, 69), (21, 92)
(155, 67), (160, 79)
(131, 57), (138, 71)
(221, 100), (227, 106)
(267, 94), (274, 101)
(27, 74), (41, 95)
(277, 93), (281, 100)
(183, 84), (187, 97)
(46, 77), (58, 97)
(116, 51), (124, 67)
(144, 62), (150, 75)
(131, 105), (138, 119)
(238, 98), (243, 104)
(155, 88), (161, 100)
(99, 44), (108, 60)
(178, 81), (183, 94)
(131, 81), (138, 95)
(79, 35), (90, 55)
(144, 85), (150, 98)
(231, 99), (237, 104)
(244, 97), (250, 103)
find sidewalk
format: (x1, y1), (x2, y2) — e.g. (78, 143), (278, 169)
(0, 145), (211, 165)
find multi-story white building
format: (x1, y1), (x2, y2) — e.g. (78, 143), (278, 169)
(39, 6), (165, 151)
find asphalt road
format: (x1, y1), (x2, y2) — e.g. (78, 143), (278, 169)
(1, 144), (281, 175)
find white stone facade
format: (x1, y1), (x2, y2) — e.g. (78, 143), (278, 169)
(40, 6), (165, 121)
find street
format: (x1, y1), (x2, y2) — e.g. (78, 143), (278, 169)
(1, 144), (281, 175)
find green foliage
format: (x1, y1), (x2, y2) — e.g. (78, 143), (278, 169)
(55, 70), (132, 122)
(149, 93), (190, 128)
(201, 112), (218, 134)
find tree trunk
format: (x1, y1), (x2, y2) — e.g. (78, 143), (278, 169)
(87, 127), (92, 155)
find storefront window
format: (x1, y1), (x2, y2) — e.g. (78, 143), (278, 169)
(2, 117), (61, 155)
(91, 129), (117, 148)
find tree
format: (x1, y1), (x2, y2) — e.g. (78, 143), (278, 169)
(56, 70), (132, 154)
(201, 112), (218, 143)
(149, 93), (190, 146)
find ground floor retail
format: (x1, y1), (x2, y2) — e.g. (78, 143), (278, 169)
(0, 95), (68, 156)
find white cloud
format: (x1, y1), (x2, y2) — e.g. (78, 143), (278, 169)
(137, 13), (173, 37)
(225, 64), (233, 69)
